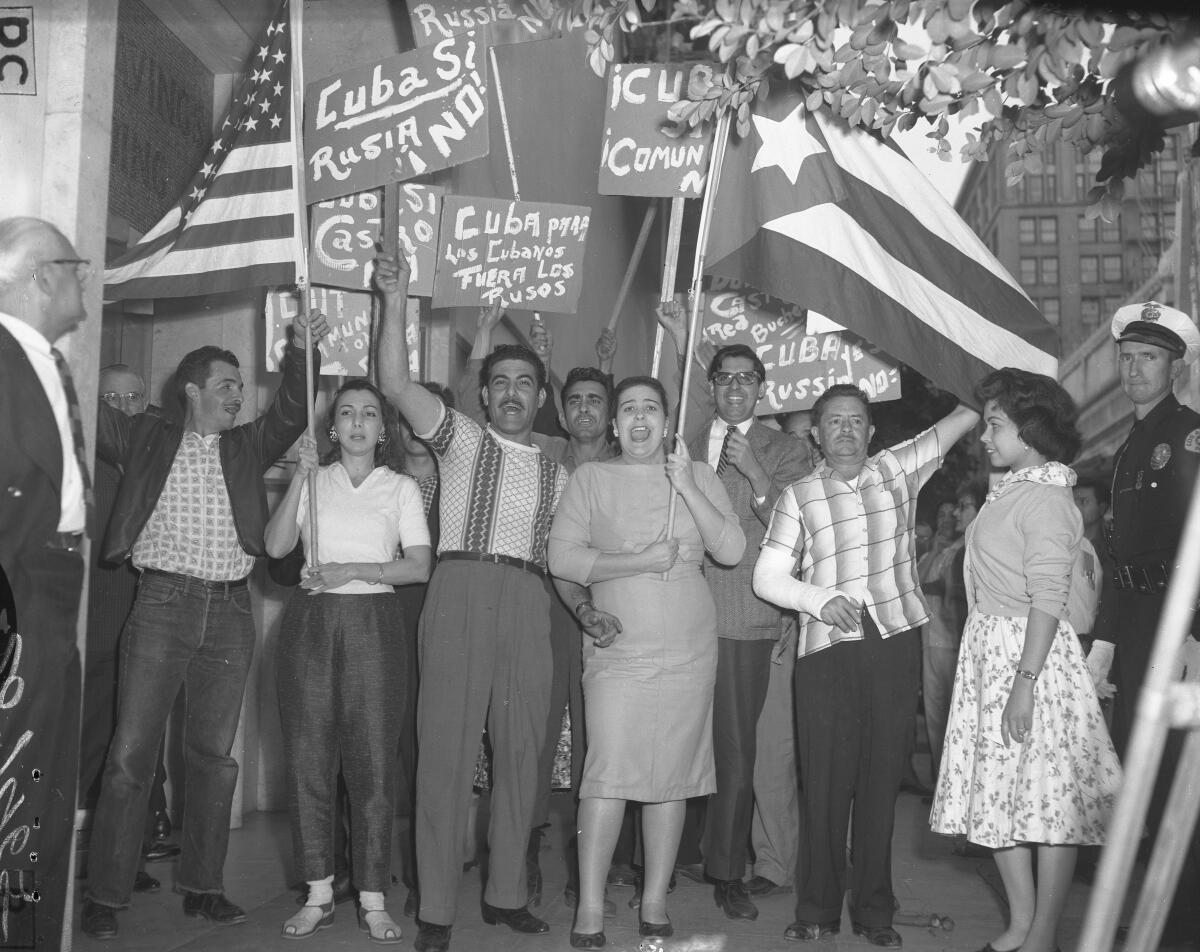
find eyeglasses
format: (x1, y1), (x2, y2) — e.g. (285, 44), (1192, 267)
(35, 258), (94, 284)
(101, 391), (145, 408)
(711, 371), (761, 386)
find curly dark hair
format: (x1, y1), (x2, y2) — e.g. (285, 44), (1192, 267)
(563, 366), (614, 412)
(976, 368), (1081, 464)
(613, 375), (670, 416)
(480, 344), (546, 394)
(173, 346), (239, 413)
(322, 377), (399, 468)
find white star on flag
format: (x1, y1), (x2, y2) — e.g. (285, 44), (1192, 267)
(750, 104), (826, 185)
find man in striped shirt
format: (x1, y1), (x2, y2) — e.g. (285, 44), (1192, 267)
(753, 384), (977, 948)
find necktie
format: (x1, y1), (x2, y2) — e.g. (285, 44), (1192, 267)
(52, 347), (94, 530)
(716, 424), (736, 476)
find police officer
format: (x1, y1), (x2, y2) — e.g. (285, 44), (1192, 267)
(1094, 299), (1200, 947)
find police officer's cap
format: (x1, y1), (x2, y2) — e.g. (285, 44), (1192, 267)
(1111, 301), (1200, 366)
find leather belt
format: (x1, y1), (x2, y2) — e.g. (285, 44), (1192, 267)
(141, 567), (249, 597)
(45, 531), (84, 553)
(439, 550), (546, 579)
(1111, 561), (1171, 595)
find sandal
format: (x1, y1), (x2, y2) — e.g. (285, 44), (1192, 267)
(357, 907), (403, 945)
(282, 901), (334, 939)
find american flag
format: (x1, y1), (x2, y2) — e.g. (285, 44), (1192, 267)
(707, 91), (1058, 403)
(104, 0), (303, 301)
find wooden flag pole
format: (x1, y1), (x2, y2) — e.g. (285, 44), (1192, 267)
(287, 0), (320, 567)
(651, 196), (687, 378)
(605, 203), (657, 333)
(666, 109), (732, 540)
(376, 182), (401, 386)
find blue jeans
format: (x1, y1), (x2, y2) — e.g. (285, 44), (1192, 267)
(85, 571), (255, 907)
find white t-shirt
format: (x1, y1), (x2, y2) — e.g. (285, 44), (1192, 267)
(296, 462), (430, 594)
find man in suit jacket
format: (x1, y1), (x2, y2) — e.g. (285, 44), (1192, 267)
(688, 344), (810, 920)
(0, 216), (94, 951)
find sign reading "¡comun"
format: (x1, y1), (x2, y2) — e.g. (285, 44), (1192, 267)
(303, 30), (488, 203)
(598, 63), (712, 198)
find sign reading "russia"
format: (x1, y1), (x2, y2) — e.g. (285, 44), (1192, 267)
(303, 30), (488, 203)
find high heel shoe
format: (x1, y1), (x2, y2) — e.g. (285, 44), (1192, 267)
(639, 916), (673, 938)
(569, 930), (606, 949)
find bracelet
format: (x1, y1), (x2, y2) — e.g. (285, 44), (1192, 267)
(1015, 667), (1039, 682)
(575, 599), (594, 618)
(376, 563), (385, 585)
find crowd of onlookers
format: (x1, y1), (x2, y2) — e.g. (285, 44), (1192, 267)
(4, 217), (1200, 952)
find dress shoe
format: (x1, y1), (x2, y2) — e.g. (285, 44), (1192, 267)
(784, 919), (840, 941)
(639, 916), (673, 938)
(606, 863), (638, 886)
(81, 899), (118, 940)
(403, 888), (419, 918)
(744, 874), (787, 897)
(143, 839), (181, 862)
(480, 900), (549, 934)
(570, 928), (607, 948)
(714, 879), (758, 920)
(852, 922), (903, 947)
(182, 891), (247, 925)
(133, 870), (161, 893)
(414, 920), (452, 952)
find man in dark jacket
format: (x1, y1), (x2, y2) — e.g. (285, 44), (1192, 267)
(81, 310), (327, 940)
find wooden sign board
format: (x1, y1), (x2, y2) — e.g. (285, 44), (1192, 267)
(309, 184), (443, 296)
(266, 286), (373, 377)
(598, 63), (712, 198)
(408, 0), (551, 48)
(703, 278), (901, 414)
(0, 7), (35, 95)
(303, 31), (488, 203)
(432, 196), (591, 313)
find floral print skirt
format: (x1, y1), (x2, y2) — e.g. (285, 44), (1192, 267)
(929, 610), (1121, 848)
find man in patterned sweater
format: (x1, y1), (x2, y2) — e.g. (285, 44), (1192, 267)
(375, 254), (615, 952)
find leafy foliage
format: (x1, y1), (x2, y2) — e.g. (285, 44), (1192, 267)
(549, 0), (1195, 217)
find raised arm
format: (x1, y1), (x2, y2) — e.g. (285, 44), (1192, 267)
(454, 304), (503, 424)
(932, 404), (981, 454)
(375, 253), (442, 436)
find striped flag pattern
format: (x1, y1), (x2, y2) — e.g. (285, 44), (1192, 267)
(103, 0), (302, 302)
(707, 91), (1057, 403)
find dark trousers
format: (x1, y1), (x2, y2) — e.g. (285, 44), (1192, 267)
(86, 571), (255, 906)
(534, 581), (584, 827)
(415, 561), (552, 924)
(704, 638), (773, 881)
(394, 581), (427, 891)
(1111, 590), (1200, 935)
(793, 618), (920, 928)
(278, 591), (405, 892)
(3, 545), (83, 950)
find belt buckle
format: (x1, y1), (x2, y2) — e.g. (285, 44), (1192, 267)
(1117, 565), (1134, 590)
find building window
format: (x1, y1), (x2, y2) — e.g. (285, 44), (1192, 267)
(1081, 297), (1102, 330)
(1019, 217), (1036, 243)
(1038, 216), (1058, 244)
(1080, 256), (1099, 285)
(1042, 297), (1060, 325)
(1165, 211), (1176, 237)
(1020, 257), (1038, 285)
(1140, 211), (1158, 240)
(1100, 217), (1121, 241)
(1162, 169), (1177, 195)
(1141, 253), (1160, 281)
(1102, 254), (1122, 282)
(1025, 175), (1045, 203)
(1104, 295), (1125, 318)
(1078, 214), (1097, 242)
(1041, 256), (1059, 286)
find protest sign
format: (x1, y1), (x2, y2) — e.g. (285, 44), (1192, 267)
(304, 31), (488, 203)
(309, 184), (443, 295)
(266, 286), (372, 376)
(703, 277), (901, 413)
(408, 0), (550, 48)
(598, 63), (712, 198)
(432, 196), (591, 313)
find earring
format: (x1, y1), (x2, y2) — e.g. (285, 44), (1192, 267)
(377, 433), (386, 445)
(328, 429), (337, 442)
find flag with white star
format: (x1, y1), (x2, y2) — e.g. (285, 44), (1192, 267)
(104, 0), (302, 301)
(706, 91), (1057, 403)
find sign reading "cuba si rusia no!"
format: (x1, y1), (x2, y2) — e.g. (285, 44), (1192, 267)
(433, 196), (591, 313)
(598, 63), (712, 198)
(303, 30), (488, 203)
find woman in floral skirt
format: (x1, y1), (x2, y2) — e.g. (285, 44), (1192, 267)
(930, 368), (1121, 952)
